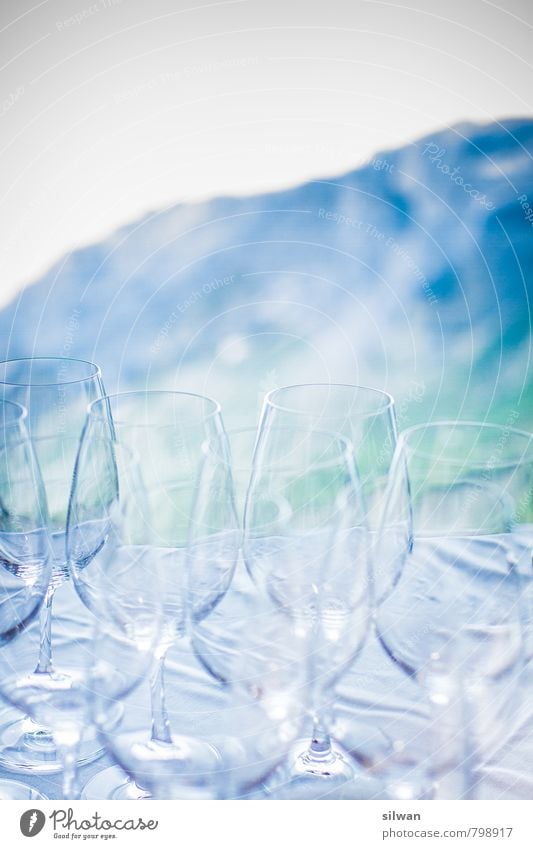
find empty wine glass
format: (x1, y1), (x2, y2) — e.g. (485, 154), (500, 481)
(193, 585), (309, 799)
(0, 357), (105, 774)
(259, 384), (406, 782)
(243, 426), (372, 796)
(102, 584), (308, 800)
(2, 442), (162, 799)
(69, 390), (234, 799)
(0, 588), (162, 801)
(187, 435), (240, 627)
(375, 421), (531, 798)
(0, 400), (51, 799)
(260, 384), (398, 529)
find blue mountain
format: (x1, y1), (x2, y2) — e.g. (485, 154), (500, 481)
(2, 118), (532, 428)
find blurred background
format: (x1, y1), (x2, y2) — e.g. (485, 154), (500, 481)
(0, 0), (531, 429)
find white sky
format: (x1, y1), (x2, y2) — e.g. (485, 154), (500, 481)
(1, 0), (532, 307)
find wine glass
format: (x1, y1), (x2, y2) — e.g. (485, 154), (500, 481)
(68, 390), (235, 799)
(99, 585), (308, 800)
(0, 357), (105, 774)
(193, 585), (309, 799)
(260, 384), (398, 529)
(259, 384), (405, 774)
(187, 435), (240, 627)
(375, 421), (531, 798)
(243, 426), (372, 796)
(204, 427), (258, 523)
(0, 400), (51, 799)
(1, 441), (162, 799)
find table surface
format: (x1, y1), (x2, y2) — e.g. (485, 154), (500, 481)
(0, 560), (531, 801)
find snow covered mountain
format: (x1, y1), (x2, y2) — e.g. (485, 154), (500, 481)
(2, 118), (532, 429)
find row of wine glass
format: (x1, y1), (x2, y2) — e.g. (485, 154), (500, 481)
(0, 358), (531, 799)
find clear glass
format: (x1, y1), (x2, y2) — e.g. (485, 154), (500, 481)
(261, 384), (397, 529)
(375, 421), (532, 799)
(253, 384), (398, 795)
(98, 583), (308, 800)
(0, 357), (105, 774)
(0, 595), (161, 801)
(193, 585), (309, 799)
(188, 436), (240, 626)
(208, 427), (259, 523)
(0, 400), (52, 799)
(69, 390), (234, 800)
(244, 426), (372, 796)
(2, 442), (162, 799)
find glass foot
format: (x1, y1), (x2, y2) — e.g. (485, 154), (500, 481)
(0, 704), (120, 774)
(83, 765), (151, 800)
(103, 731), (221, 799)
(0, 779), (48, 800)
(265, 737), (385, 799)
(293, 738), (355, 780)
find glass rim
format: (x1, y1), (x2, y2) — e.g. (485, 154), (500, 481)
(0, 398), (28, 425)
(0, 357), (101, 387)
(88, 389), (222, 425)
(263, 383), (395, 418)
(399, 420), (533, 468)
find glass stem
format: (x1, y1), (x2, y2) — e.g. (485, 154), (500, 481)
(150, 654), (172, 744)
(461, 689), (477, 801)
(425, 665), (475, 799)
(306, 713), (334, 764)
(56, 733), (81, 800)
(35, 587), (55, 675)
